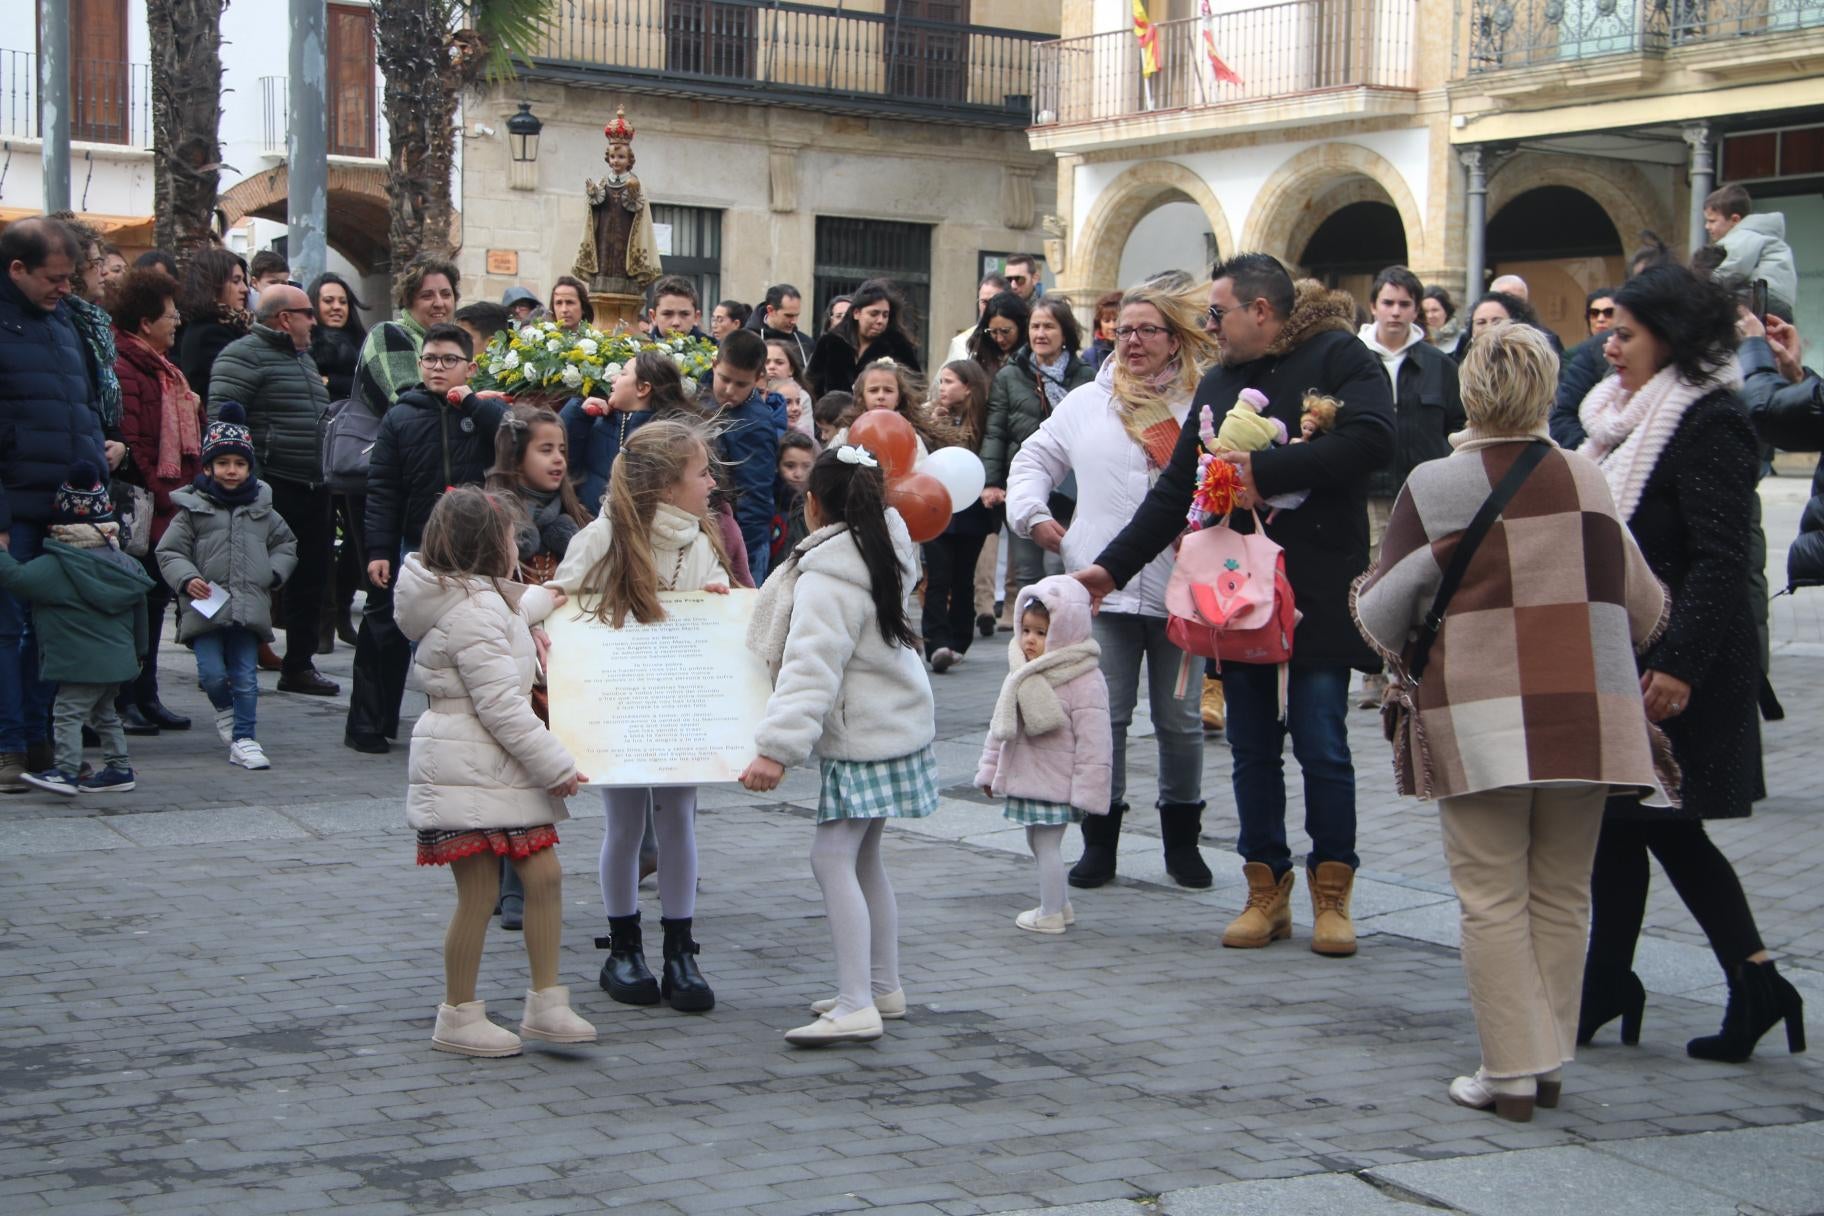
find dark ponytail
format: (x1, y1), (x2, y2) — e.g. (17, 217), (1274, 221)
(807, 449), (918, 650)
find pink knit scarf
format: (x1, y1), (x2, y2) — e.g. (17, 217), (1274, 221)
(119, 331), (201, 482)
(1577, 362), (1737, 521)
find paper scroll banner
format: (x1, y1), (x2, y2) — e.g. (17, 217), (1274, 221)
(542, 590), (772, 788)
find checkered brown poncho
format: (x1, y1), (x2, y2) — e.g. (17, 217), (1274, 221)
(1351, 435), (1674, 804)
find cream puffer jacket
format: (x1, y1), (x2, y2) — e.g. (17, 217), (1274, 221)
(394, 556), (577, 831)
(547, 501), (731, 597)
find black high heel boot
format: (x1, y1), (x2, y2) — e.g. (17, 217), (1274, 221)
(1687, 959), (1807, 1063)
(1068, 800), (1127, 889)
(596, 913), (660, 1005)
(660, 917), (715, 1013)
(1577, 970), (1645, 1046)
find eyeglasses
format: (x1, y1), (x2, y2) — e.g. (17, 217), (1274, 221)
(419, 354), (468, 369)
(274, 307), (316, 320)
(1588, 306), (1615, 319)
(1206, 305), (1230, 327)
(986, 325), (1018, 340)
(1006, 274), (1029, 285)
(1113, 324), (1170, 342)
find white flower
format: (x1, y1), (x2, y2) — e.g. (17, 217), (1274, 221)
(546, 339), (562, 353)
(671, 354), (687, 369)
(502, 351), (520, 370)
(681, 377), (698, 397)
(576, 338), (598, 356)
(561, 365), (583, 388)
(487, 360), (503, 375)
(518, 326), (538, 342)
(603, 362), (622, 380)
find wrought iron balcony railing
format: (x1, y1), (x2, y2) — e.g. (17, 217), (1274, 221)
(1031, 0), (1417, 130)
(262, 75), (381, 160)
(0, 50), (151, 147)
(1466, 0), (1824, 73)
(530, 0), (1044, 127)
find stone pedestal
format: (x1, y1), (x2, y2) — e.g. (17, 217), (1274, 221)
(590, 291), (644, 333)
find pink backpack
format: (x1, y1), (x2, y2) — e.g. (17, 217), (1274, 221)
(1165, 521), (1299, 696)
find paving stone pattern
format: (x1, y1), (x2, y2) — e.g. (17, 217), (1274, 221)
(1, 480), (1820, 1214)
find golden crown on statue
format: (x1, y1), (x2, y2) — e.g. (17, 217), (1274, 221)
(603, 105), (635, 144)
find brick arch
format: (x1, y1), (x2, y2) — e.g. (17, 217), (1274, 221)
(217, 162), (401, 274)
(1485, 152), (1665, 256)
(1238, 143), (1425, 267)
(1074, 160), (1235, 294)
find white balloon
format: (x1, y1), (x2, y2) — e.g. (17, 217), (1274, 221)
(919, 446), (987, 515)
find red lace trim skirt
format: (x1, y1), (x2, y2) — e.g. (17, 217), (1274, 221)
(416, 825), (559, 867)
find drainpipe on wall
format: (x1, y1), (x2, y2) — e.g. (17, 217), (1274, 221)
(1684, 123), (1714, 255)
(1459, 145), (1486, 305)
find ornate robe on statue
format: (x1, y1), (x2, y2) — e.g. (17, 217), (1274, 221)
(574, 172), (663, 296)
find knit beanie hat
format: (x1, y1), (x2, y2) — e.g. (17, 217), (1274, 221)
(52, 460), (114, 524)
(202, 401), (255, 466)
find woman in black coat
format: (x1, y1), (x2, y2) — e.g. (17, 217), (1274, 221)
(175, 249), (250, 406)
(805, 279), (922, 400)
(307, 272), (368, 403)
(1575, 265), (1804, 1063)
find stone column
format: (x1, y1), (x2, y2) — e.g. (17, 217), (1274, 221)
(1460, 146), (1487, 307)
(1684, 123), (1715, 254)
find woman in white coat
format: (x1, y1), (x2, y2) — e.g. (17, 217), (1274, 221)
(1007, 278), (1219, 890)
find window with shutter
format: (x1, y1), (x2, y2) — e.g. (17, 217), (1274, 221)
(64, 0), (128, 144)
(327, 4), (376, 158)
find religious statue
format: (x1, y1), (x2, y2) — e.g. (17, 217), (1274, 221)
(573, 105), (663, 307)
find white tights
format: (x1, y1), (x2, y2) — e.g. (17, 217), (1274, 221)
(599, 786), (698, 919)
(1028, 825), (1068, 916)
(809, 818), (901, 1017)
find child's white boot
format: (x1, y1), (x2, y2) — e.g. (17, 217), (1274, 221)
(432, 1000), (522, 1057)
(519, 986), (598, 1043)
(1016, 908), (1069, 935)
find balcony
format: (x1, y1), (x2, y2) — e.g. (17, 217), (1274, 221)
(0, 50), (151, 147)
(262, 75), (381, 160)
(1029, 0), (1417, 148)
(1465, 0), (1824, 73)
(528, 0), (1044, 128)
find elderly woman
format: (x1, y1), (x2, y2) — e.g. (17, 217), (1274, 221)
(1354, 323), (1669, 1121)
(1006, 279), (1219, 888)
(1575, 264), (1805, 1064)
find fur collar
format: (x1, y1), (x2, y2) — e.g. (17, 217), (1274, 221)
(1264, 280), (1358, 359)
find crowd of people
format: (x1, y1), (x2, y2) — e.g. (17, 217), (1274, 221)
(0, 202), (1813, 1105)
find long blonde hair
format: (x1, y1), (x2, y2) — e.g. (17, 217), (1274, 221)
(1111, 278), (1220, 417)
(579, 418), (730, 627)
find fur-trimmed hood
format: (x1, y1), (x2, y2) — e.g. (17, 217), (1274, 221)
(1265, 280), (1358, 359)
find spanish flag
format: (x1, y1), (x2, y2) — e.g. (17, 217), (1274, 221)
(1133, 0), (1160, 77)
(1201, 0), (1243, 86)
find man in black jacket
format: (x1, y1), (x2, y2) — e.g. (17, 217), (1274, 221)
(1076, 254), (1393, 957)
(742, 282), (814, 367)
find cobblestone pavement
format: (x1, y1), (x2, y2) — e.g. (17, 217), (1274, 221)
(1, 480), (1820, 1215)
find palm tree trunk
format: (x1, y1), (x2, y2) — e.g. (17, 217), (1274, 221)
(374, 0), (456, 282)
(147, 0), (229, 263)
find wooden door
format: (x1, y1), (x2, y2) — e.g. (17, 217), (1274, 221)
(328, 4), (376, 158)
(68, 0), (128, 144)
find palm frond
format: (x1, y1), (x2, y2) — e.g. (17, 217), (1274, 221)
(456, 0), (560, 85)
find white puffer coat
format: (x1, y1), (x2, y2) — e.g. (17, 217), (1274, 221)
(394, 556), (577, 831)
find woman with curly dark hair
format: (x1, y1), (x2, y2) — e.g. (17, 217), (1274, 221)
(176, 249), (250, 405)
(966, 290), (1030, 383)
(1575, 263), (1805, 1064)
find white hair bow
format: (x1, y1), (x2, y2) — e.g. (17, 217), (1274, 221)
(836, 444), (879, 469)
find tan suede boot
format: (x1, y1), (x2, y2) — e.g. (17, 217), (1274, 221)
(1309, 861), (1358, 957)
(1200, 676), (1225, 733)
(1221, 863), (1294, 948)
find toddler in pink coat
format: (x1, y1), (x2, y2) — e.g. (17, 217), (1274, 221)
(976, 576), (1114, 934)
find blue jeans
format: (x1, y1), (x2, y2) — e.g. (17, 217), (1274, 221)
(194, 626), (260, 741)
(0, 519), (52, 751)
(1092, 611), (1203, 807)
(1222, 662), (1359, 874)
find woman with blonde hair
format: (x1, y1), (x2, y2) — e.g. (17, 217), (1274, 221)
(1006, 276), (1219, 887)
(1354, 321), (1671, 1121)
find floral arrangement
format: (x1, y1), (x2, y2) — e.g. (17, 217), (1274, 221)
(470, 321), (719, 400)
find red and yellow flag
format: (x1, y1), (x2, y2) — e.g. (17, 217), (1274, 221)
(1133, 0), (1161, 77)
(1201, 0), (1243, 86)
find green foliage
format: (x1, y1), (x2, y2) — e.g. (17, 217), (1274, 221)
(458, 0), (559, 85)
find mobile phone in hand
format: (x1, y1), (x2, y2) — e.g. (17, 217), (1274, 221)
(1752, 279), (1770, 325)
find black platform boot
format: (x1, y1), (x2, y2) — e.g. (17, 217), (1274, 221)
(1577, 968), (1645, 1046)
(1158, 800), (1213, 889)
(596, 913), (660, 1005)
(660, 917), (715, 1013)
(1068, 800), (1127, 889)
(1688, 959), (1806, 1063)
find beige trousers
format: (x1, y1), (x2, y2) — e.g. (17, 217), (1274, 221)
(1438, 784), (1607, 1078)
(974, 530), (1000, 619)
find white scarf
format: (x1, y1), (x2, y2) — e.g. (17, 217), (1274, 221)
(988, 637), (1101, 743)
(746, 521), (849, 667)
(1577, 362), (1739, 521)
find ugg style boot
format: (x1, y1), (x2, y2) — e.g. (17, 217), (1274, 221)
(660, 917), (715, 1012)
(1308, 861), (1358, 957)
(519, 986), (598, 1044)
(1068, 800), (1127, 888)
(596, 913), (660, 1005)
(1158, 801), (1213, 889)
(431, 1001), (522, 1057)
(1222, 863), (1294, 948)
(1200, 676), (1225, 733)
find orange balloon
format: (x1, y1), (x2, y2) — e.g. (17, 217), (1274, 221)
(846, 410), (918, 480)
(888, 472), (951, 544)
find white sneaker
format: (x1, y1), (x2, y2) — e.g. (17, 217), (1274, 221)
(784, 1005), (884, 1046)
(432, 1000), (522, 1057)
(1016, 908), (1069, 934)
(811, 988), (907, 1019)
(1448, 1067), (1537, 1122)
(214, 708), (235, 744)
(229, 738), (270, 770)
(519, 986), (597, 1044)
